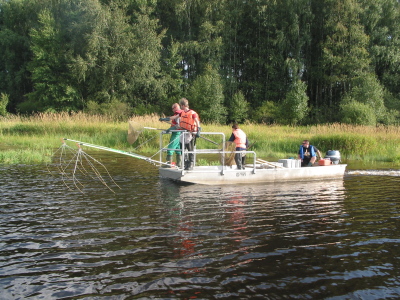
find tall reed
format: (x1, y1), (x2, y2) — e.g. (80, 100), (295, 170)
(1, 113), (400, 164)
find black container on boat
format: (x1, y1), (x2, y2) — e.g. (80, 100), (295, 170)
(325, 150), (341, 164)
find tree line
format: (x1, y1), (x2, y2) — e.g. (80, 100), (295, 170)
(1, 0), (400, 125)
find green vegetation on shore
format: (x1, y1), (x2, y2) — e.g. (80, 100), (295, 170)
(1, 113), (400, 165)
(2, 0), (400, 127)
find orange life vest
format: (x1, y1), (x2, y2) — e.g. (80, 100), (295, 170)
(233, 129), (247, 148)
(172, 109), (182, 126)
(179, 109), (199, 132)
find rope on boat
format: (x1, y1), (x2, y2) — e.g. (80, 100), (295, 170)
(132, 134), (158, 151)
(148, 132), (182, 160)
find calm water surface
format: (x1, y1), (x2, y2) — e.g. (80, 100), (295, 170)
(0, 154), (399, 299)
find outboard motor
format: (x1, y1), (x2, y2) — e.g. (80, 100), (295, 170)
(325, 150), (341, 164)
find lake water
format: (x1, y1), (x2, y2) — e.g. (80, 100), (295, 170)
(1, 153), (400, 299)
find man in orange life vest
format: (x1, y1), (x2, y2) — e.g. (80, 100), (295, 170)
(160, 98), (201, 170)
(228, 123), (249, 170)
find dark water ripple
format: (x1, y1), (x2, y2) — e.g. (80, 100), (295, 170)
(0, 157), (399, 299)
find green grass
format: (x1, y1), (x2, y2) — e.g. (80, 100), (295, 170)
(0, 149), (53, 164)
(1, 113), (400, 165)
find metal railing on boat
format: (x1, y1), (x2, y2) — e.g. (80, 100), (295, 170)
(159, 130), (258, 174)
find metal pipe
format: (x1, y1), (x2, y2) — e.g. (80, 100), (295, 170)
(63, 138), (165, 165)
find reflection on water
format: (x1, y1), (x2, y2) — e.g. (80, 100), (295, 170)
(0, 156), (399, 299)
(347, 169), (400, 176)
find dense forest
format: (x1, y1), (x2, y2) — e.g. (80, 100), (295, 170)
(1, 0), (400, 125)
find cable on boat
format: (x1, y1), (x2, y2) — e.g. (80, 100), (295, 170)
(132, 133), (158, 151)
(148, 132), (182, 161)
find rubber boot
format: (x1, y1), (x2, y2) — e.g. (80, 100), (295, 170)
(184, 160), (194, 171)
(184, 160), (189, 170)
(176, 154), (182, 168)
(163, 154), (172, 168)
(241, 156), (246, 170)
(235, 153), (242, 170)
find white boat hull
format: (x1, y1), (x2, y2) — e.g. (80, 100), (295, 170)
(159, 164), (347, 185)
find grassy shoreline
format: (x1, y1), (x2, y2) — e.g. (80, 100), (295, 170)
(1, 112), (400, 165)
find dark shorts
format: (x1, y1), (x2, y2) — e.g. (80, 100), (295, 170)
(301, 156), (311, 167)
